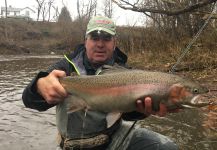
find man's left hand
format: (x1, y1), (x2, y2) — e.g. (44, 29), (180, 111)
(136, 97), (177, 117)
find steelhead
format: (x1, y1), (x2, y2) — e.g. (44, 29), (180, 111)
(59, 66), (209, 113)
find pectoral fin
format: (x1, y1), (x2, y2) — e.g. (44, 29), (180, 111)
(65, 95), (90, 113)
(106, 112), (122, 128)
(96, 64), (129, 75)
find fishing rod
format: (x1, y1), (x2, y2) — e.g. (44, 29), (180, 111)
(170, 2), (217, 73)
(116, 120), (137, 150)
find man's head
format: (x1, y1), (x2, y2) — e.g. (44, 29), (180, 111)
(85, 16), (116, 65)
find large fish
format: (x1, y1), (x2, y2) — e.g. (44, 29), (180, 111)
(59, 65), (210, 113)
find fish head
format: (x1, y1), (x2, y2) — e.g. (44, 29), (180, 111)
(167, 80), (210, 109)
(184, 79), (209, 95)
(181, 79), (210, 108)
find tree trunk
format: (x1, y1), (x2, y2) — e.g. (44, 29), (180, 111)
(4, 0), (8, 40)
(4, 0), (7, 18)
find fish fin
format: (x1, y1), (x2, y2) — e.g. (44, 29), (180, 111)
(96, 64), (129, 75)
(65, 95), (90, 113)
(106, 112), (122, 128)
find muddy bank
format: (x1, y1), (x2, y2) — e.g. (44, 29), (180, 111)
(0, 41), (68, 55)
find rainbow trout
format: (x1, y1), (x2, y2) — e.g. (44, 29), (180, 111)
(60, 66), (209, 113)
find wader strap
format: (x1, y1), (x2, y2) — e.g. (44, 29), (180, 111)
(64, 134), (110, 150)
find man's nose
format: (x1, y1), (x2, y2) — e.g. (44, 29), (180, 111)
(96, 39), (105, 47)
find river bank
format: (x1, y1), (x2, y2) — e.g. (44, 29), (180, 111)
(0, 41), (67, 55)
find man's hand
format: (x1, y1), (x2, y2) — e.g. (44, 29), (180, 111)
(136, 97), (176, 117)
(37, 70), (68, 104)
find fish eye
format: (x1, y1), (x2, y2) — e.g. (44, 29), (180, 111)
(193, 88), (199, 94)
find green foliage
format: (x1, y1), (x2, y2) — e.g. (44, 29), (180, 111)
(58, 6), (72, 23)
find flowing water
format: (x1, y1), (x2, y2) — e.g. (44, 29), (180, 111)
(0, 55), (62, 150)
(0, 55), (216, 150)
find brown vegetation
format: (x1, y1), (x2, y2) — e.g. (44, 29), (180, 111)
(0, 18), (84, 54)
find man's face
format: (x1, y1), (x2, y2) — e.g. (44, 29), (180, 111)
(85, 31), (116, 64)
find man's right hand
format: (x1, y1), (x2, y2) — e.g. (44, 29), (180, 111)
(36, 70), (68, 104)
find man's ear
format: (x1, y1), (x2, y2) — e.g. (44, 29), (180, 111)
(84, 34), (88, 45)
(84, 39), (87, 47)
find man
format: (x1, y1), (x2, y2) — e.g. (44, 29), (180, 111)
(22, 16), (178, 150)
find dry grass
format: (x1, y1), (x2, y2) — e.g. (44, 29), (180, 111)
(127, 47), (217, 82)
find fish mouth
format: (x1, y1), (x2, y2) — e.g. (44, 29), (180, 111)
(181, 95), (212, 108)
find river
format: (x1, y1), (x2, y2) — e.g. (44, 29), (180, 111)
(0, 55), (216, 150)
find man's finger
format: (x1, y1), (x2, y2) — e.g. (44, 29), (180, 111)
(47, 97), (62, 104)
(52, 70), (66, 78)
(157, 103), (167, 117)
(144, 97), (152, 114)
(51, 70), (67, 98)
(55, 83), (68, 98)
(136, 99), (144, 112)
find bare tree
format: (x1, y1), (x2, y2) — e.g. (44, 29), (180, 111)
(39, 0), (55, 22)
(4, 0), (7, 18)
(76, 0), (97, 19)
(103, 0), (113, 18)
(52, 6), (60, 21)
(76, 0), (97, 37)
(112, 0), (217, 16)
(76, 0), (86, 37)
(47, 0), (55, 22)
(35, 0), (45, 21)
(4, 0), (8, 40)
(113, 0), (216, 36)
(41, 2), (47, 21)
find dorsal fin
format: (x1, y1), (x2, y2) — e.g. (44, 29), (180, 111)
(96, 64), (130, 75)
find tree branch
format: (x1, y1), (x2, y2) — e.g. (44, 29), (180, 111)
(112, 0), (217, 16)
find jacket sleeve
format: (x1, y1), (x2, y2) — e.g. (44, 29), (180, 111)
(22, 58), (72, 111)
